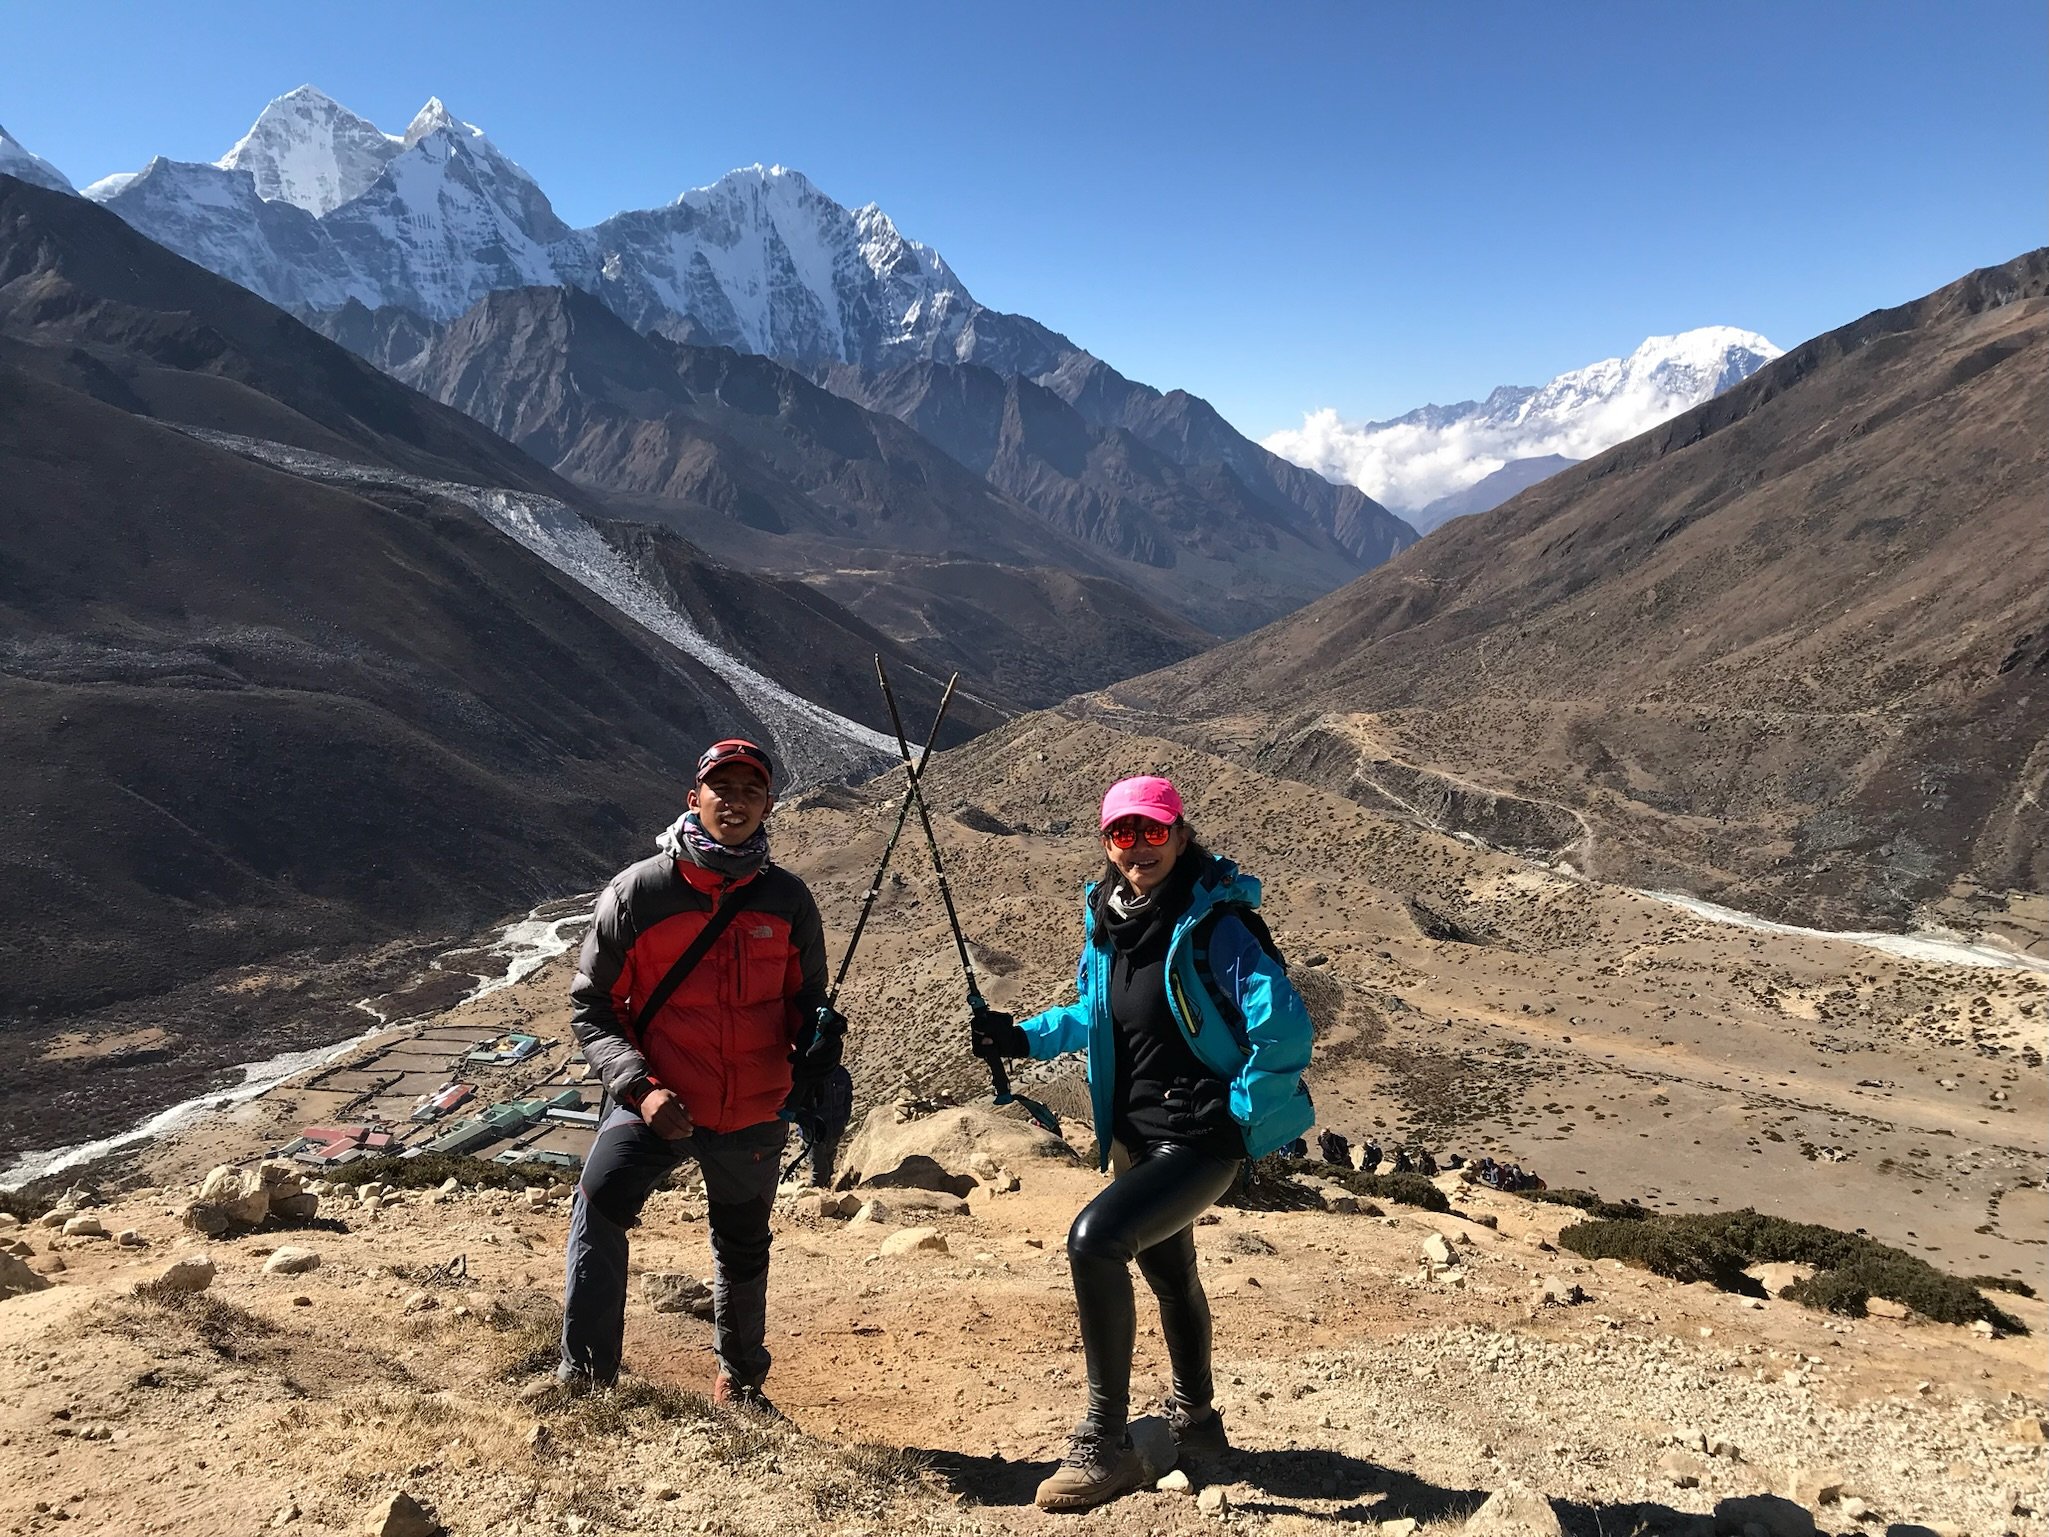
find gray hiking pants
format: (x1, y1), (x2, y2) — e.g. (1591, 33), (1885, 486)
(559, 1106), (788, 1386)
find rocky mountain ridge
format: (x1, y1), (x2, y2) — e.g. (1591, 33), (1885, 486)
(60, 87), (1413, 589)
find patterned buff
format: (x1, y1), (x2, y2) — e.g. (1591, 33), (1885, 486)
(657, 811), (770, 879)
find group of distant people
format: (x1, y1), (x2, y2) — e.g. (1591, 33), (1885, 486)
(546, 738), (1314, 1513)
(1286, 1129), (1544, 1190)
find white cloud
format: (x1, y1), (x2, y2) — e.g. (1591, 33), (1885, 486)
(1265, 326), (1782, 514)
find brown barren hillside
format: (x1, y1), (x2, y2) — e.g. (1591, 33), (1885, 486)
(1114, 252), (2049, 935)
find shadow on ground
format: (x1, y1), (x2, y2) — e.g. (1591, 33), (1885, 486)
(919, 1441), (1729, 1534)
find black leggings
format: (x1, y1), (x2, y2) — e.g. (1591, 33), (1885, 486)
(1067, 1140), (1242, 1434)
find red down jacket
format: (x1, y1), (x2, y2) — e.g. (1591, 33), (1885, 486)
(570, 855), (828, 1133)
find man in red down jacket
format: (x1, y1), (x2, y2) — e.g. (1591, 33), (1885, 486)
(548, 738), (842, 1414)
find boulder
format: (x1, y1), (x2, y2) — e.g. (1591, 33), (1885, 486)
(1422, 1233), (1455, 1268)
(61, 1215), (105, 1238)
(223, 1188), (275, 1228)
(1463, 1483), (1566, 1537)
(146, 1255), (216, 1294)
(879, 1226), (949, 1257)
(841, 1103), (1078, 1189)
(1713, 1495), (1815, 1537)
(180, 1203), (232, 1238)
(0, 1250), (53, 1300)
(263, 1247), (321, 1276)
(271, 1192), (320, 1222)
(197, 1166), (240, 1202)
(856, 1154), (977, 1198)
(1745, 1262), (1813, 1297)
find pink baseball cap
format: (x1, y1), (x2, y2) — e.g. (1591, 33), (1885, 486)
(1100, 775), (1184, 830)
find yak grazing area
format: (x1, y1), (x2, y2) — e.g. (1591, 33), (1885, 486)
(1114, 250), (2049, 939)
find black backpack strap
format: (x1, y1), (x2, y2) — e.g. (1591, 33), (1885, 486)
(1190, 902), (1286, 1050)
(632, 881), (759, 1036)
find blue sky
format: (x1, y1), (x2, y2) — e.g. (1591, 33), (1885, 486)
(5, 0), (2042, 436)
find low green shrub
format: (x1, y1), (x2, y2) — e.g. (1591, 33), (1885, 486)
(1970, 1275), (2037, 1298)
(1556, 1205), (2027, 1334)
(1517, 1187), (1652, 1221)
(1557, 1217), (1762, 1294)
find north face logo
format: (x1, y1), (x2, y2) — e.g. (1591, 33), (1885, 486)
(749, 925), (774, 938)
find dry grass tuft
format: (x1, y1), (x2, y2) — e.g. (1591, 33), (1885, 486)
(100, 1285), (280, 1361)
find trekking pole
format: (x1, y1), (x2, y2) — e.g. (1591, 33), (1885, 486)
(825, 671), (959, 1007)
(873, 657), (1059, 1135)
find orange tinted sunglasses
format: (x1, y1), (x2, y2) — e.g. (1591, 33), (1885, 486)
(1104, 820), (1174, 849)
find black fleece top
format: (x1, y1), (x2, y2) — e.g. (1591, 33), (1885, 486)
(1094, 857), (1246, 1161)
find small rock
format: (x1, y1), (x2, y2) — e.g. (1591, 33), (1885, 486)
(848, 1199), (894, 1227)
(1156, 1469), (1192, 1494)
(145, 1255), (215, 1294)
(641, 1273), (712, 1314)
(1197, 1486), (1229, 1516)
(1464, 1481), (1566, 1537)
(270, 1501), (301, 1527)
(263, 1247), (321, 1276)
(526, 1423), (551, 1454)
(116, 1230), (144, 1248)
(1839, 1497), (1869, 1522)
(879, 1226), (948, 1257)
(1969, 1318), (1996, 1338)
(1712, 1494), (1814, 1537)
(790, 1194), (831, 1220)
(369, 1491), (438, 1537)
(2006, 1415), (2048, 1444)
(1784, 1468), (1844, 1505)
(1380, 1519), (1419, 1537)
(270, 1193), (320, 1222)
(644, 1479), (678, 1500)
(1658, 1449), (1705, 1488)
(1421, 1233), (1455, 1267)
(61, 1215), (105, 1238)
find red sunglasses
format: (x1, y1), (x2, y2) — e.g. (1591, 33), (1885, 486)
(1104, 820), (1174, 849)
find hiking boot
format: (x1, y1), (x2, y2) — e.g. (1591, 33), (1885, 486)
(1164, 1399), (1228, 1457)
(713, 1373), (789, 1422)
(1033, 1422), (1148, 1512)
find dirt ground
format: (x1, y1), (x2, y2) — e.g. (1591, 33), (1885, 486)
(5, 717), (2045, 1535)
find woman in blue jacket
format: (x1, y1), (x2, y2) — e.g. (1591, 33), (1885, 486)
(970, 774), (1313, 1512)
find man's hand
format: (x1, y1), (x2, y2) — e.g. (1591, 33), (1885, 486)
(639, 1086), (694, 1141)
(969, 1006), (1028, 1061)
(790, 1004), (847, 1085)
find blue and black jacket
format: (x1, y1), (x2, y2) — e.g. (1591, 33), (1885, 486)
(1017, 856), (1314, 1166)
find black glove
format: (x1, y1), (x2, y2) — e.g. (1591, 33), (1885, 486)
(790, 1004), (847, 1086)
(969, 1006), (1028, 1061)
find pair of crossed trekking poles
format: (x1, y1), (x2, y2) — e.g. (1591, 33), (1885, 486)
(822, 656), (1060, 1141)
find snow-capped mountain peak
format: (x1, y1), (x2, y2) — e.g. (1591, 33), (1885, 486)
(0, 123), (75, 196)
(216, 85), (402, 216)
(1264, 325), (1784, 519)
(403, 97), (472, 149)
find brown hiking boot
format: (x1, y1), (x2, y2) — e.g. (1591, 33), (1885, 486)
(1033, 1422), (1148, 1512)
(713, 1372), (789, 1422)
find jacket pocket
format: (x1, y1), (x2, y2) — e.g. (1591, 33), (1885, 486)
(737, 924), (787, 1006)
(1164, 1075), (1233, 1139)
